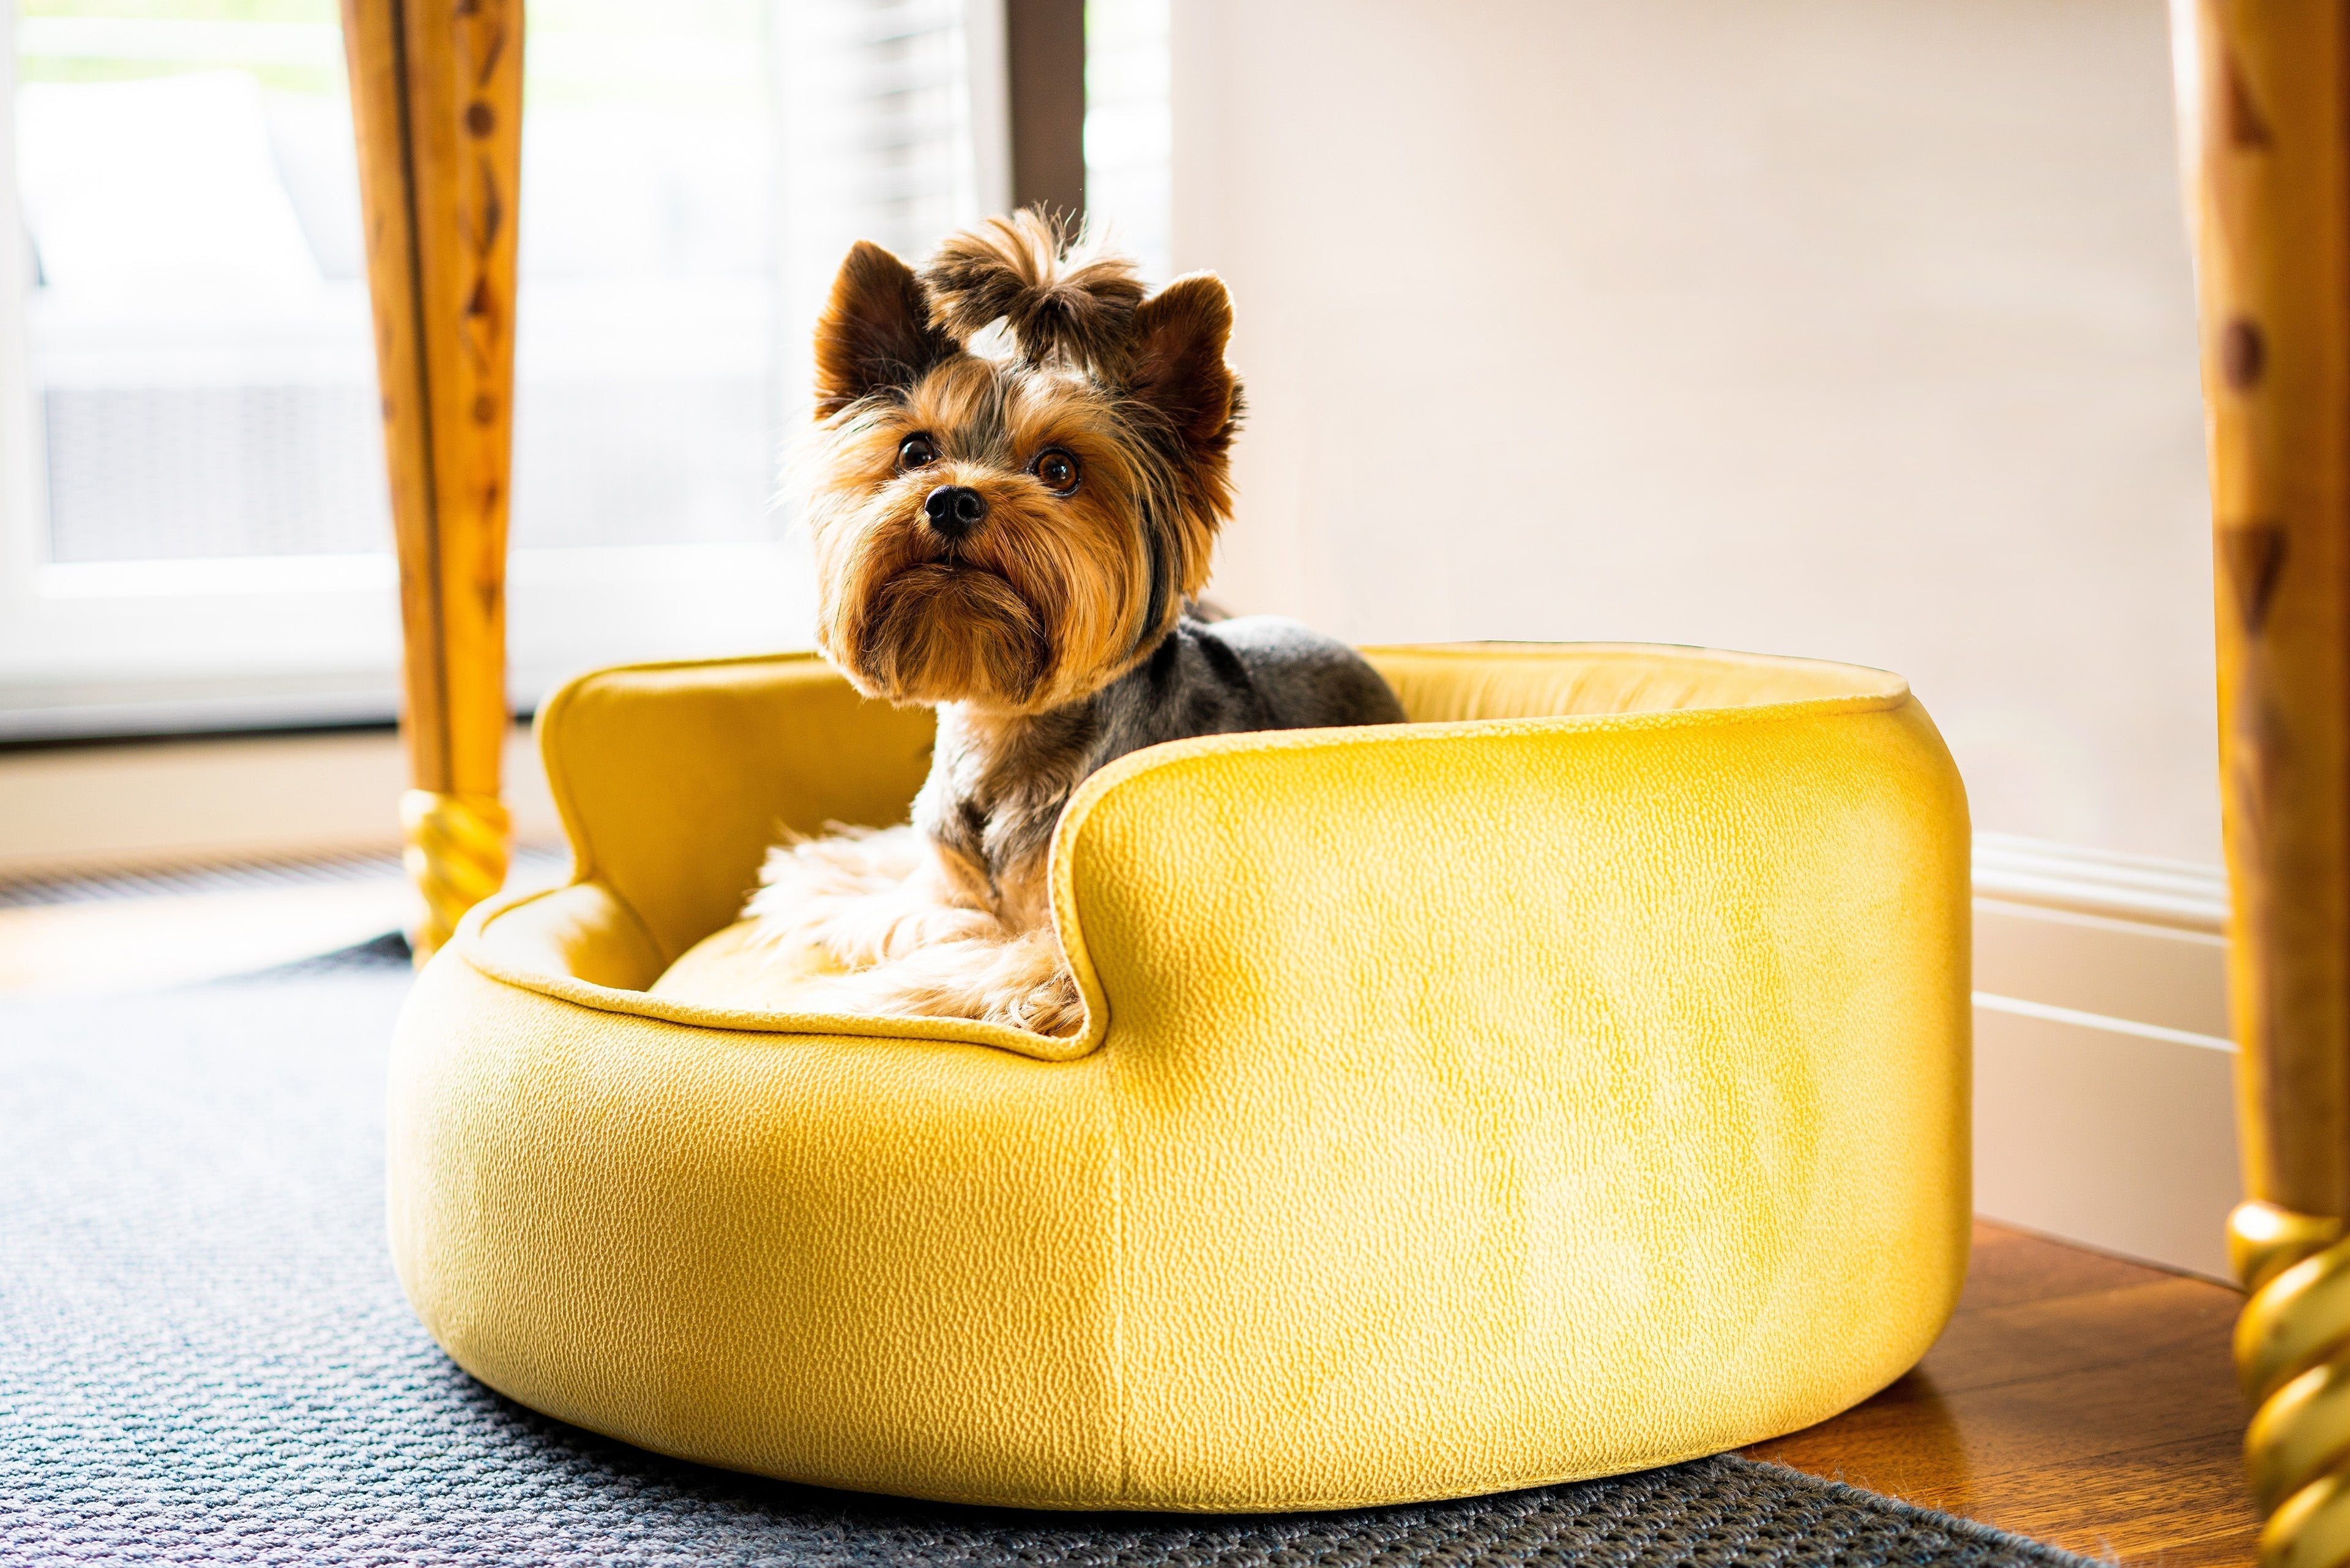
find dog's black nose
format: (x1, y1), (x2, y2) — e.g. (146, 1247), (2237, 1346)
(923, 485), (988, 539)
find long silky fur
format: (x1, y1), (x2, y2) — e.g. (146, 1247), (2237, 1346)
(918, 209), (1146, 375)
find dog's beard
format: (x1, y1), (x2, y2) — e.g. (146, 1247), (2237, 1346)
(852, 563), (1050, 710)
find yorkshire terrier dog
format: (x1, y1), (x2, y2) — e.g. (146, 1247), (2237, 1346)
(744, 211), (1405, 1034)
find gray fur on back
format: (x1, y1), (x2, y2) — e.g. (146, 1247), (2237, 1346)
(919, 616), (1406, 890)
(1199, 614), (1410, 730)
(1097, 614), (1406, 759)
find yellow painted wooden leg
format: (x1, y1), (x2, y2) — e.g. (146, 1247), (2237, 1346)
(342, 0), (524, 962)
(398, 790), (509, 961)
(2172, 7), (2350, 1560)
(2237, 1203), (2350, 1568)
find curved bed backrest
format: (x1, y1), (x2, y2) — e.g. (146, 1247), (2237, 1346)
(1363, 642), (1909, 722)
(532, 642), (1922, 971)
(1053, 682), (1964, 1057)
(535, 653), (935, 965)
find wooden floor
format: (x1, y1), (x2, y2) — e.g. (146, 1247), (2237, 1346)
(1745, 1220), (2258, 1565)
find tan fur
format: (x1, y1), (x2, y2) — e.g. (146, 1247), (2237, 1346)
(746, 826), (994, 965)
(747, 826), (1079, 1031)
(799, 928), (1084, 1036)
(1128, 275), (1243, 595)
(802, 338), (1194, 713)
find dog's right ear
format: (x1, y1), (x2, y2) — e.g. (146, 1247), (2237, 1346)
(1127, 273), (1240, 460)
(813, 241), (961, 417)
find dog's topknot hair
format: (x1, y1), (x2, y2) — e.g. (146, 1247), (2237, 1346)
(919, 208), (1145, 376)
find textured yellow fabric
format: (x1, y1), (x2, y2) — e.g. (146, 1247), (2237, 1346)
(389, 641), (1971, 1512)
(646, 914), (848, 1012)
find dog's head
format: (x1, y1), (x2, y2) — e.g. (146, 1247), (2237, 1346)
(794, 210), (1242, 714)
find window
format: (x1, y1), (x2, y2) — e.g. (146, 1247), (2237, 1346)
(1082, 0), (1168, 283)
(1, 0), (1018, 737)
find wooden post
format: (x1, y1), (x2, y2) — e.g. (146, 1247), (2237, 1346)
(2175, 4), (2350, 1564)
(341, 0), (523, 960)
(1005, 0), (1087, 218)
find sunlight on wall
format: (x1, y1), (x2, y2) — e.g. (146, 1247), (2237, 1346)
(1173, 0), (2217, 862)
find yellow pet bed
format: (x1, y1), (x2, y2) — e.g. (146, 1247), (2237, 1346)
(388, 640), (1970, 1514)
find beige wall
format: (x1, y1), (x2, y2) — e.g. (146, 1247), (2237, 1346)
(1173, 0), (2217, 861)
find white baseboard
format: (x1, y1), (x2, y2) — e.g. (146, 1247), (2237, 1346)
(0, 725), (564, 880)
(1973, 993), (2237, 1279)
(1971, 834), (2238, 1281)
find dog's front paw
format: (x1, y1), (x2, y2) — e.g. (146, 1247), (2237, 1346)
(792, 891), (1000, 970)
(794, 929), (1084, 1036)
(993, 963), (1084, 1036)
(747, 826), (998, 969)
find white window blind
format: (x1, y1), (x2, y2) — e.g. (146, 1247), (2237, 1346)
(776, 0), (1007, 421)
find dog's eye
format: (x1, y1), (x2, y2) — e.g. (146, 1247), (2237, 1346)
(898, 435), (938, 469)
(1034, 449), (1080, 496)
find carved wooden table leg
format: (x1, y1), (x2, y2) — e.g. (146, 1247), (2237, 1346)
(341, 0), (523, 960)
(2174, 5), (2350, 1564)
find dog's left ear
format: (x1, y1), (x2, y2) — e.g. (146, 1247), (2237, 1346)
(1127, 274), (1240, 460)
(813, 241), (961, 417)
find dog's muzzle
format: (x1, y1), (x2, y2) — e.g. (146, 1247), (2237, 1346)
(923, 485), (988, 540)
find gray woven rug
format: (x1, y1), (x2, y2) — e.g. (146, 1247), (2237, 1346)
(0, 944), (2093, 1567)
